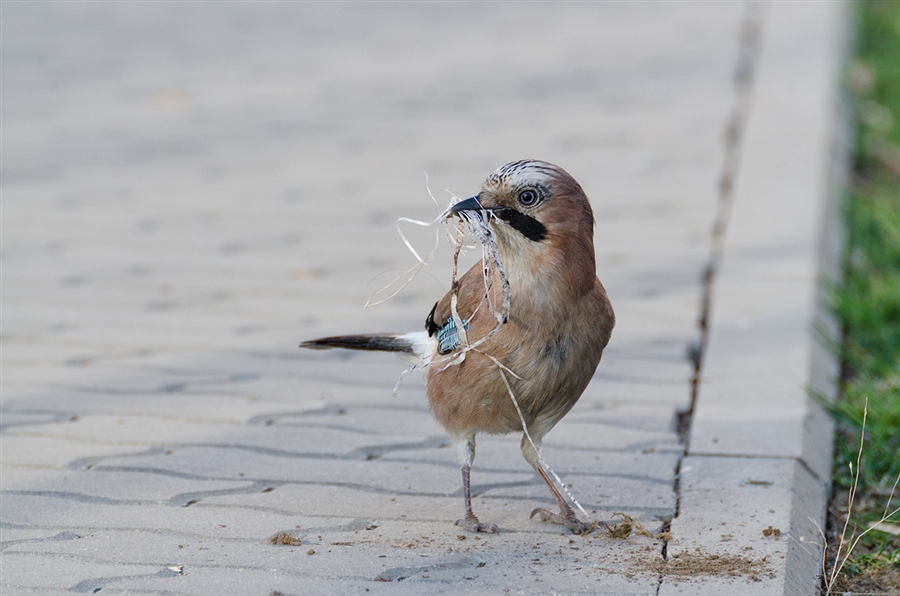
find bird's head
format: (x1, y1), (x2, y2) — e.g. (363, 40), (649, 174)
(449, 160), (597, 283)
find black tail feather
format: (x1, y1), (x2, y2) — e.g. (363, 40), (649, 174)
(299, 334), (413, 354)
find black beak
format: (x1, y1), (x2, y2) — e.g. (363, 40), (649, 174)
(450, 196), (485, 214)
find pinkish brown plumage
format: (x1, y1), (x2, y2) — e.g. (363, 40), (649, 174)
(301, 160), (614, 533)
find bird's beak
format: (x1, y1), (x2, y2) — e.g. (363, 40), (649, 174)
(450, 196), (484, 214)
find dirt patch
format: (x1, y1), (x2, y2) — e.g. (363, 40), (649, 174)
(643, 551), (774, 582)
(269, 531), (303, 546)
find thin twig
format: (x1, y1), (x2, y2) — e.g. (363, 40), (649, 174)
(826, 399), (867, 590)
(821, 399), (900, 593)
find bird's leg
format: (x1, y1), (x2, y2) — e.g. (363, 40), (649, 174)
(521, 435), (595, 535)
(456, 464), (499, 533)
(454, 438), (498, 534)
(529, 463), (596, 535)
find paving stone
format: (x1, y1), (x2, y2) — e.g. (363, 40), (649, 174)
(673, 2), (847, 594)
(1, 2), (845, 593)
(659, 456), (827, 596)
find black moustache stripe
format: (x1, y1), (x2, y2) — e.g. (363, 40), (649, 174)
(493, 208), (548, 242)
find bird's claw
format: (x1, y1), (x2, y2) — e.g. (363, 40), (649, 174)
(530, 507), (597, 535)
(455, 513), (499, 534)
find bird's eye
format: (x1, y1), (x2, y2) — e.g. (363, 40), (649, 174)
(517, 189), (539, 206)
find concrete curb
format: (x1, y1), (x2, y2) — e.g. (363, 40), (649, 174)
(663, 2), (850, 594)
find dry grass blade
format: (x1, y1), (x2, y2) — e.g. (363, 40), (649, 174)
(822, 398), (900, 594)
(365, 260), (426, 308)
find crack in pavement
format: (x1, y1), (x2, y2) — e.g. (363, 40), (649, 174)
(659, 1), (768, 591)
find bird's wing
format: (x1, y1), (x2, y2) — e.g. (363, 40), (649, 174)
(426, 262), (504, 354)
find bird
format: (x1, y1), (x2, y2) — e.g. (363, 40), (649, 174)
(300, 160), (615, 534)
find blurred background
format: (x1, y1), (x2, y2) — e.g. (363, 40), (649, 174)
(5, 3), (805, 592)
(3, 2), (734, 350)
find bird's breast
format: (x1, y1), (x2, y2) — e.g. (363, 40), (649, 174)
(424, 285), (609, 439)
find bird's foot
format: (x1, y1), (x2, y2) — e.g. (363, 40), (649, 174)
(530, 507), (601, 535)
(455, 512), (499, 534)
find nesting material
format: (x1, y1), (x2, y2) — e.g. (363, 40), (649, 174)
(436, 209), (511, 370)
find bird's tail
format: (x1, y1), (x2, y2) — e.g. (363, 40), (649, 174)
(300, 331), (435, 366)
(300, 334), (415, 354)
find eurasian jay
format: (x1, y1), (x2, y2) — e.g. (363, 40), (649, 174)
(301, 160), (615, 534)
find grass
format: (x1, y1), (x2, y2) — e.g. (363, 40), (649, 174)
(820, 0), (900, 592)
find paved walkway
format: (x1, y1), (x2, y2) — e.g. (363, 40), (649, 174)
(2, 3), (846, 594)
